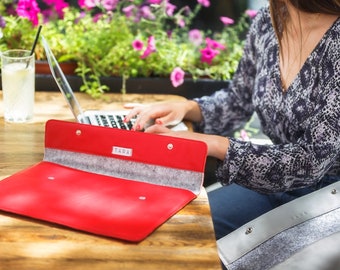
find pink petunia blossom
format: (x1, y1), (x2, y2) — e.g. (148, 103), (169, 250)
(147, 0), (163, 4)
(139, 5), (156, 20)
(0, 16), (6, 28)
(205, 37), (225, 50)
(245, 9), (258, 19)
(101, 0), (119, 11)
(122, 5), (136, 18)
(176, 17), (185, 28)
(188, 29), (203, 47)
(183, 6), (191, 16)
(16, 0), (41, 26)
(240, 129), (250, 141)
(166, 2), (177, 17)
(92, 13), (103, 22)
(141, 47), (154, 59)
(78, 0), (85, 8)
(197, 0), (210, 8)
(220, 16), (234, 26)
(43, 0), (69, 20)
(132, 39), (144, 51)
(147, 36), (156, 51)
(80, 0), (97, 9)
(141, 36), (156, 59)
(74, 11), (86, 23)
(170, 67), (185, 88)
(200, 46), (219, 65)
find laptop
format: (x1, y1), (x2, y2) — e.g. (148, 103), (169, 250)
(41, 36), (187, 131)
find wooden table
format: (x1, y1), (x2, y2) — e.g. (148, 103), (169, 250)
(0, 91), (221, 270)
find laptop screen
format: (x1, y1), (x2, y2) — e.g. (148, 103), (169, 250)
(41, 35), (84, 122)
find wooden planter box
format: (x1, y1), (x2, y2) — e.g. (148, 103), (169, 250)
(34, 74), (229, 99)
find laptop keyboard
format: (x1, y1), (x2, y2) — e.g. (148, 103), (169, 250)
(95, 114), (135, 130)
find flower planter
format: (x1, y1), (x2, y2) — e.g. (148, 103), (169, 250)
(35, 61), (77, 75)
(35, 74), (229, 99)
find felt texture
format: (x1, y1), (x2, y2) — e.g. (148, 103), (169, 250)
(228, 208), (340, 270)
(44, 148), (203, 195)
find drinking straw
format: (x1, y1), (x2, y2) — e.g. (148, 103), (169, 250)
(26, 25), (42, 68)
(30, 25), (42, 56)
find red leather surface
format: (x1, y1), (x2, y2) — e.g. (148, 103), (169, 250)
(45, 120), (207, 172)
(0, 161), (196, 241)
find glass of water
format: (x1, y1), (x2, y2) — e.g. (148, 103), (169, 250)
(1, 50), (35, 123)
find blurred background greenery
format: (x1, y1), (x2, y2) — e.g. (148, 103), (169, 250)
(63, 0), (267, 32)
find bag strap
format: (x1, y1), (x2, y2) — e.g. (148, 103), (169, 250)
(218, 181), (340, 265)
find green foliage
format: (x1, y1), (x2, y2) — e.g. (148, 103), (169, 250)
(0, 2), (251, 98)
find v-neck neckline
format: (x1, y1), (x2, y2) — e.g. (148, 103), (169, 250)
(277, 16), (340, 93)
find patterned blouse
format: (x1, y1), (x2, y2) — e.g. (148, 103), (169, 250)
(195, 7), (340, 193)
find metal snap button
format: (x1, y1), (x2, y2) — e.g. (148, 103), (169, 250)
(245, 227), (253, 235)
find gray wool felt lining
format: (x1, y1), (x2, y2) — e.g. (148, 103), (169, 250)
(226, 208), (340, 270)
(218, 181), (340, 270)
(44, 148), (203, 194)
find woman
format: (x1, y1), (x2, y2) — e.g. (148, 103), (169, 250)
(125, 0), (340, 240)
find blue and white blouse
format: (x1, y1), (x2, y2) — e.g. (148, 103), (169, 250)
(195, 7), (340, 193)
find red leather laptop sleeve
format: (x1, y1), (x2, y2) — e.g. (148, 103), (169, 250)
(0, 120), (207, 242)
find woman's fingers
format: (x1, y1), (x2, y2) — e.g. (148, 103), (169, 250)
(123, 102), (185, 131)
(144, 124), (171, 134)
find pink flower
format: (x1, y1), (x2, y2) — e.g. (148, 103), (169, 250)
(43, 0), (69, 20)
(170, 67), (185, 88)
(183, 6), (191, 16)
(79, 0), (96, 10)
(166, 3), (177, 17)
(205, 37), (225, 50)
(122, 5), (136, 18)
(147, 36), (156, 51)
(16, 0), (41, 26)
(0, 16), (6, 28)
(132, 39), (144, 51)
(197, 0), (210, 8)
(92, 13), (103, 23)
(200, 46), (219, 65)
(177, 17), (185, 28)
(220, 16), (234, 26)
(78, 0), (118, 11)
(147, 0), (163, 4)
(139, 6), (156, 20)
(240, 129), (250, 141)
(101, 0), (119, 11)
(141, 36), (156, 59)
(78, 0), (85, 8)
(141, 47), (153, 59)
(245, 9), (257, 19)
(188, 29), (203, 47)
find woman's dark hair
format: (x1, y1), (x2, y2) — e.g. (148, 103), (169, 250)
(269, 0), (340, 40)
(289, 0), (340, 14)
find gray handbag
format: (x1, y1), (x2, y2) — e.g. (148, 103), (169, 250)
(217, 181), (340, 270)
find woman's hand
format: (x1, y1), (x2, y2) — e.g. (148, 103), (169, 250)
(124, 100), (202, 131)
(124, 100), (228, 159)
